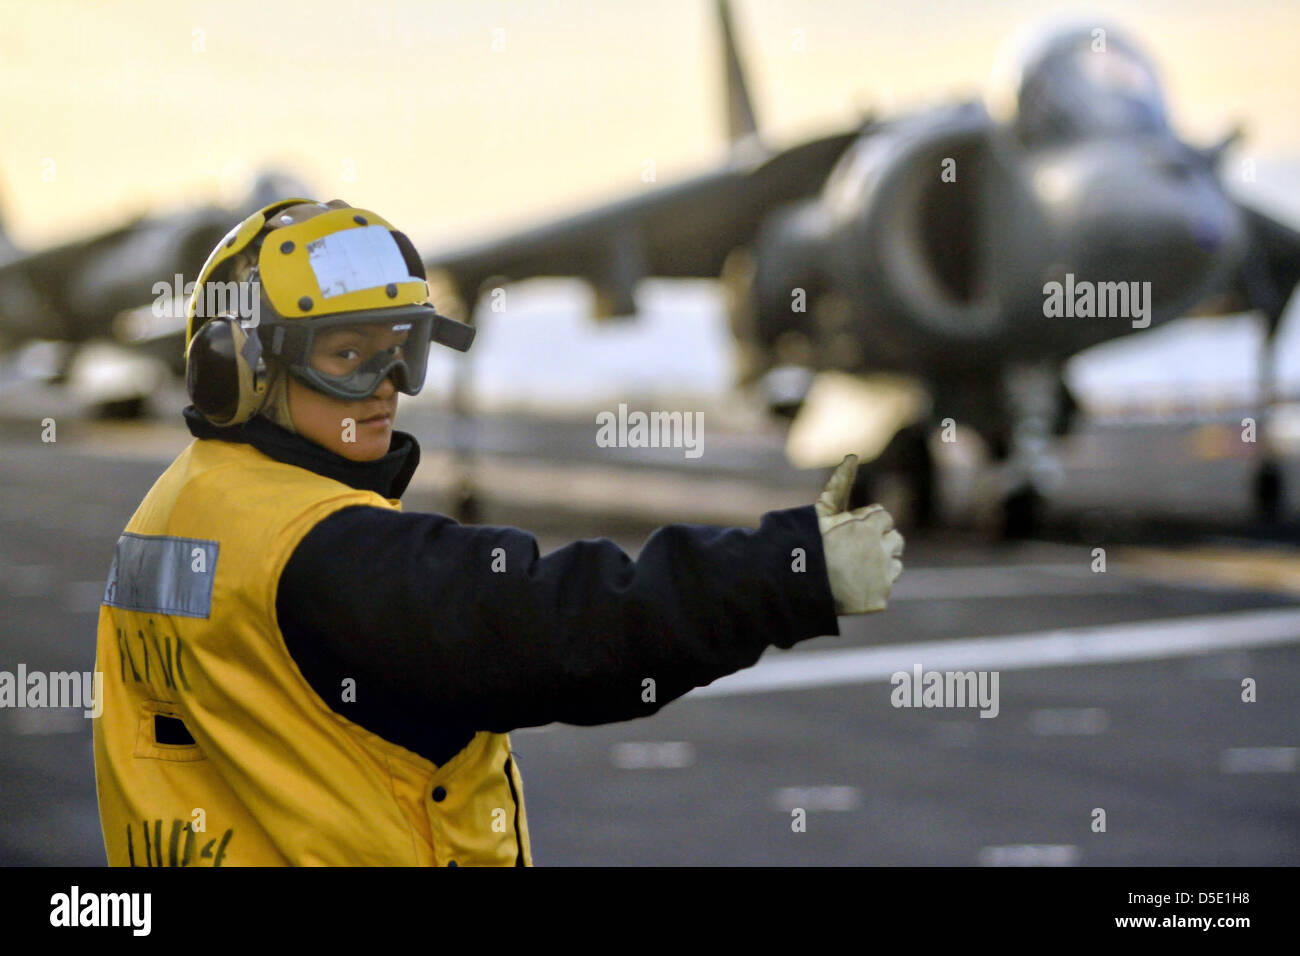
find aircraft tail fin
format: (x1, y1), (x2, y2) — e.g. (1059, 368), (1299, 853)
(717, 0), (760, 147)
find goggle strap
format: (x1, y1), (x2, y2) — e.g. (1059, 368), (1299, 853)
(239, 324), (264, 368)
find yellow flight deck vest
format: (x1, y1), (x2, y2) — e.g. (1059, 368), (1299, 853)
(93, 437), (533, 866)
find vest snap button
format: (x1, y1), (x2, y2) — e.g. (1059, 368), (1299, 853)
(447, 860), (457, 867)
(432, 785), (447, 802)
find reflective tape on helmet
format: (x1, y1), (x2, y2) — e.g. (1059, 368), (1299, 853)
(306, 226), (420, 299)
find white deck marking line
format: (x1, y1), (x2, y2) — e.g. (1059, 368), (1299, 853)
(609, 741), (696, 769)
(889, 565), (1133, 600)
(1219, 747), (1298, 773)
(691, 607), (1300, 699)
(978, 845), (1081, 867)
(770, 786), (863, 812)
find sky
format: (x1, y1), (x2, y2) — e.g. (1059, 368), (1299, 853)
(1, 0), (1298, 254)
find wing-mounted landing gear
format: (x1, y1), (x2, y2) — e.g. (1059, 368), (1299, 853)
(1238, 206), (1300, 525)
(1254, 459), (1282, 524)
(1249, 328), (1285, 524)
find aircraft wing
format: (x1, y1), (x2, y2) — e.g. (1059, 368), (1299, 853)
(0, 209), (230, 347)
(0, 221), (142, 342)
(422, 127), (866, 316)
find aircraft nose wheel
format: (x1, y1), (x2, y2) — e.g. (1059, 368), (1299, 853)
(847, 423), (936, 528)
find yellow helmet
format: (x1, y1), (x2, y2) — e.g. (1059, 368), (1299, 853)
(185, 198), (474, 426)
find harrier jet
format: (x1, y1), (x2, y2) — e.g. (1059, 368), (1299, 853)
(0, 171), (310, 416)
(422, 2), (1300, 533)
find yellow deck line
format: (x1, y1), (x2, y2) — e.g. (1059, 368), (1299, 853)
(1117, 547), (1300, 597)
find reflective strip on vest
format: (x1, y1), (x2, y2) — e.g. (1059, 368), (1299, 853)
(103, 534), (219, 619)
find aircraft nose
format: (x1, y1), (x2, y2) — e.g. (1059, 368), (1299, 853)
(1029, 139), (1248, 314)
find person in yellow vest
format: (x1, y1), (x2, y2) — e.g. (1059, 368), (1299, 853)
(93, 198), (904, 867)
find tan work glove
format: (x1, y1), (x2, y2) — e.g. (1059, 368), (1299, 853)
(815, 455), (904, 614)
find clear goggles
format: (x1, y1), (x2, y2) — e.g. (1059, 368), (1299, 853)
(260, 308), (471, 401)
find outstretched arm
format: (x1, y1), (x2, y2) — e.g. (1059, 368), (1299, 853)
(276, 505), (839, 749)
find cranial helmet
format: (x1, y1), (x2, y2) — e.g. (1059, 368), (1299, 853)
(185, 198), (475, 426)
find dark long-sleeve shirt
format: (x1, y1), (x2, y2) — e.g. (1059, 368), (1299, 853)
(183, 406), (840, 768)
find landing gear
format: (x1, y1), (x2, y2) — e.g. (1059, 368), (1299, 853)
(988, 363), (1069, 539)
(94, 395), (149, 420)
(451, 476), (482, 525)
(999, 484), (1045, 539)
(848, 422), (936, 528)
(1254, 459), (1283, 524)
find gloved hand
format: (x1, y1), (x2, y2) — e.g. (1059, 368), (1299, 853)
(814, 455), (904, 614)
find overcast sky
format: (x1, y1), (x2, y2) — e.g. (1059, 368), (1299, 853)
(2, 0), (1297, 251)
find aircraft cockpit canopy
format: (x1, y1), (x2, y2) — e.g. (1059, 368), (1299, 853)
(990, 24), (1169, 146)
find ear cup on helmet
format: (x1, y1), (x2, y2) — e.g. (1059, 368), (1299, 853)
(186, 318), (268, 426)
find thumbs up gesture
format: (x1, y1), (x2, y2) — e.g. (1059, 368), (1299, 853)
(814, 455), (904, 614)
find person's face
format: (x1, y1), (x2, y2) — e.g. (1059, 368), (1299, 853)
(287, 323), (407, 461)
